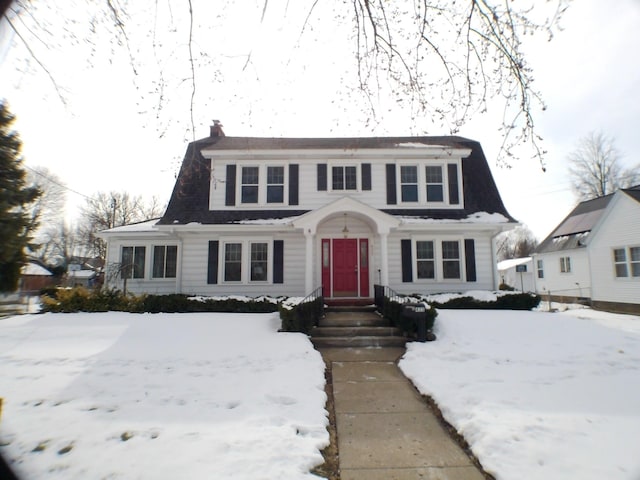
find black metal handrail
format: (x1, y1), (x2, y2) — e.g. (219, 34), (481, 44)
(374, 284), (405, 310)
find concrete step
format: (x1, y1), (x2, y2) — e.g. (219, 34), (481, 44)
(311, 336), (407, 348)
(325, 304), (377, 313)
(320, 311), (385, 327)
(312, 326), (403, 337)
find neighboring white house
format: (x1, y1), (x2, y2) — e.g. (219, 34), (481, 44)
(533, 185), (640, 313)
(497, 257), (535, 292)
(99, 124), (517, 300)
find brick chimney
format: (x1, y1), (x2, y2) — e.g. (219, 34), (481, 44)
(210, 120), (225, 137)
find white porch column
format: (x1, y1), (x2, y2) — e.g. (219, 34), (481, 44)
(304, 231), (314, 294)
(379, 232), (390, 285)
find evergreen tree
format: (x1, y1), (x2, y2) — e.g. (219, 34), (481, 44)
(0, 101), (41, 292)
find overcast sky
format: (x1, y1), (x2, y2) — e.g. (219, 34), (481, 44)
(1, 0), (639, 240)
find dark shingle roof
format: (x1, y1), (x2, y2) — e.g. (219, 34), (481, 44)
(535, 194), (614, 254)
(158, 135), (516, 225)
(622, 184), (640, 203)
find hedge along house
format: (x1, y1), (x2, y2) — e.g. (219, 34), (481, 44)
(99, 123), (517, 300)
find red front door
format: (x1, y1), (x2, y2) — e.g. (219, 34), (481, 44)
(332, 239), (358, 297)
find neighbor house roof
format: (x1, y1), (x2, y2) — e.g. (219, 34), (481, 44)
(158, 135), (516, 226)
(535, 194), (614, 254)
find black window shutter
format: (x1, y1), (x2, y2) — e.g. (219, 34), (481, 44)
(464, 239), (477, 282)
(317, 164), (327, 191)
(362, 163), (372, 190)
(448, 164), (460, 204)
(386, 164), (397, 205)
(401, 239), (413, 282)
(207, 240), (219, 284)
(273, 240), (284, 284)
(225, 165), (236, 206)
(289, 164), (299, 205)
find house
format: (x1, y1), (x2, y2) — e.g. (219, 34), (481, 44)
(20, 260), (54, 294)
(533, 185), (640, 313)
(497, 257), (535, 292)
(99, 124), (517, 300)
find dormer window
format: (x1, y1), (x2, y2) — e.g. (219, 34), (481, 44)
(267, 166), (285, 203)
(400, 166), (419, 202)
(332, 166), (357, 191)
(425, 165), (444, 202)
(241, 167), (259, 203)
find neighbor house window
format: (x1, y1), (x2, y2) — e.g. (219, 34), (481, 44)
(250, 242), (268, 281)
(560, 256), (571, 273)
(241, 166), (259, 203)
(425, 165), (444, 202)
(613, 246), (640, 278)
(442, 241), (461, 279)
(121, 246), (145, 279)
(224, 243), (243, 281)
(266, 166), (285, 203)
(614, 248), (628, 277)
(400, 165), (418, 202)
(332, 166), (357, 190)
(632, 247), (640, 277)
(416, 240), (435, 279)
(537, 259), (544, 279)
(153, 245), (177, 278)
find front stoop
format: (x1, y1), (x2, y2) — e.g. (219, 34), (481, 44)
(311, 306), (407, 348)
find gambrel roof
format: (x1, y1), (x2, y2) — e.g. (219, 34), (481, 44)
(158, 135), (516, 226)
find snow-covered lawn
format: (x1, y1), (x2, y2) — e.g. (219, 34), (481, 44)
(400, 307), (640, 480)
(0, 312), (328, 480)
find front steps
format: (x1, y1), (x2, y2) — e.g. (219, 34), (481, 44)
(311, 304), (407, 348)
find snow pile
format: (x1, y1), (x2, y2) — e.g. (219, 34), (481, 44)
(0, 312), (328, 479)
(399, 212), (509, 224)
(400, 309), (640, 480)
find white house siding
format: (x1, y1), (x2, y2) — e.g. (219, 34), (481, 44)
(387, 231), (496, 295)
(533, 249), (591, 299)
(588, 194), (640, 306)
(179, 231), (307, 298)
(498, 258), (535, 292)
(209, 157), (464, 213)
(104, 236), (179, 295)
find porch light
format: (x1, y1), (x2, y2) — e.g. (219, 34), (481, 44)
(342, 213), (349, 238)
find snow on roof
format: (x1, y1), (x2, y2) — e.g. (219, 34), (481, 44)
(400, 212), (509, 224)
(22, 263), (52, 276)
(67, 270), (96, 279)
(104, 218), (160, 233)
(497, 257), (532, 271)
(236, 216), (300, 225)
(394, 142), (451, 148)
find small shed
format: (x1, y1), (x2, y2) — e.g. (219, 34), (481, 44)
(497, 257), (535, 292)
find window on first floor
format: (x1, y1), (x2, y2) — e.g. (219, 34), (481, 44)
(416, 240), (435, 279)
(121, 246), (146, 279)
(153, 245), (177, 278)
(613, 246), (640, 278)
(537, 259), (544, 279)
(560, 256), (571, 273)
(442, 240), (461, 279)
(250, 242), (268, 281)
(224, 242), (243, 282)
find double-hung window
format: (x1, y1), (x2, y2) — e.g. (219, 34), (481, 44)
(332, 166), (357, 191)
(241, 166), (259, 203)
(416, 241), (435, 279)
(223, 241), (270, 283)
(266, 166), (285, 203)
(400, 165), (418, 202)
(224, 243), (243, 282)
(560, 256), (571, 273)
(121, 246), (146, 279)
(613, 247), (640, 278)
(442, 241), (461, 279)
(425, 165), (444, 202)
(153, 245), (177, 278)
(537, 259), (544, 279)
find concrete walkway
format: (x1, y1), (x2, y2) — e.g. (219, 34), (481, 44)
(319, 347), (485, 480)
